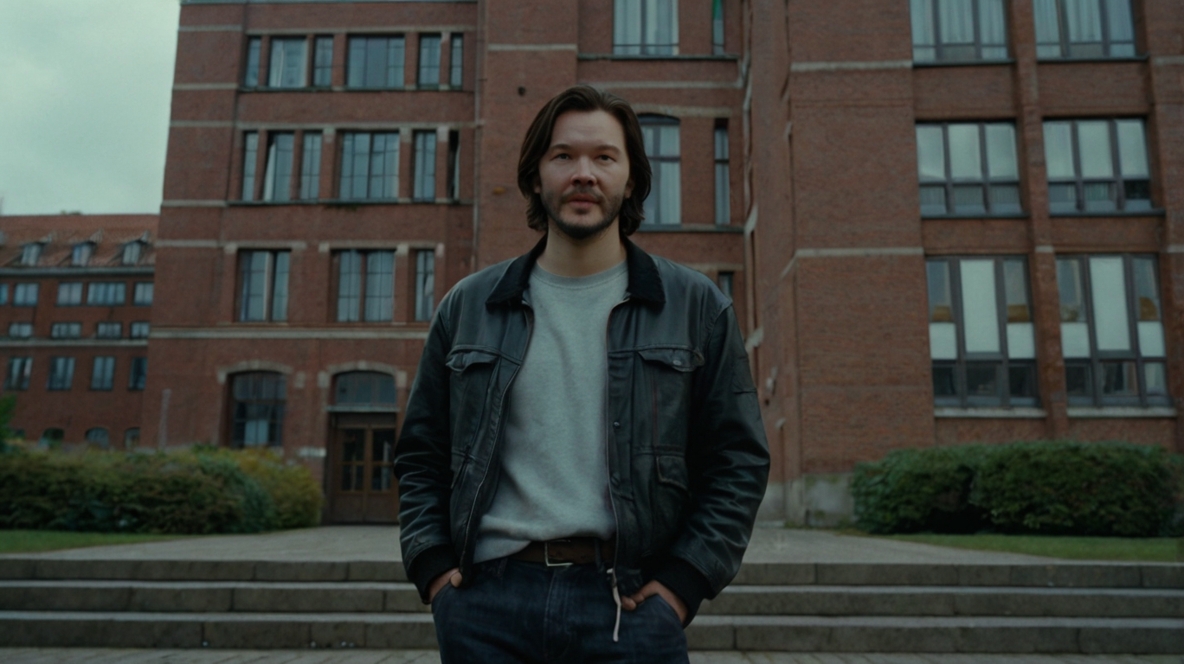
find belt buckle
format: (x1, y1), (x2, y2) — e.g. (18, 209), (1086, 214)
(544, 539), (574, 567)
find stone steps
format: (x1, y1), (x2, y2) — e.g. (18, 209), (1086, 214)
(0, 611), (1181, 653)
(2, 580), (1181, 618)
(0, 558), (1181, 653)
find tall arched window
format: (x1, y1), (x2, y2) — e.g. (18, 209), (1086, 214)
(230, 372), (286, 447)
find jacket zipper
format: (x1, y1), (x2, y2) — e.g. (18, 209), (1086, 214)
(457, 301), (532, 577)
(605, 295), (629, 642)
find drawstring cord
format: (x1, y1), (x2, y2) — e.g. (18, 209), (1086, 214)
(608, 567), (622, 642)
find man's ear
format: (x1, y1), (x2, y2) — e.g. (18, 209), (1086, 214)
(625, 178), (633, 199)
(533, 176), (541, 195)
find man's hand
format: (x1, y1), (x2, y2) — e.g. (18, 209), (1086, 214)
(620, 580), (687, 624)
(428, 567), (462, 603)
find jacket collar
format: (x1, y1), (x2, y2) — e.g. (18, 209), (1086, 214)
(486, 234), (665, 307)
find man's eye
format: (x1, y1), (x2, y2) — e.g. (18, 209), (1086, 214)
(554, 153), (571, 160)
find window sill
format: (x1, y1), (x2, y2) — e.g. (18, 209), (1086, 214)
(935, 407), (1046, 419)
(1067, 406), (1176, 418)
(578, 53), (738, 62)
(1037, 55), (1148, 65)
(326, 404), (398, 414)
(1048, 208), (1165, 218)
(913, 59), (1015, 68)
(921, 212), (1028, 221)
(637, 223), (744, 233)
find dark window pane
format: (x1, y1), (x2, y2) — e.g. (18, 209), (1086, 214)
(1048, 183), (1078, 212)
(952, 184), (986, 215)
(1101, 361), (1139, 397)
(1123, 180), (1151, 210)
(932, 364), (957, 398)
(920, 185), (947, 215)
(1065, 363), (1092, 398)
(1082, 182), (1117, 211)
(965, 363), (1001, 402)
(989, 184), (1021, 213)
(1008, 364), (1037, 400)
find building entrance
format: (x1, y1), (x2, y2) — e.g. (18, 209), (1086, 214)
(327, 413), (399, 523)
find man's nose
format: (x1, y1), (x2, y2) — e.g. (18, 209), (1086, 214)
(572, 157), (596, 184)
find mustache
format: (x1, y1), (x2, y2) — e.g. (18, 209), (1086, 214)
(563, 188), (603, 204)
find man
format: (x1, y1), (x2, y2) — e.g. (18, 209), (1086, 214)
(395, 85), (769, 663)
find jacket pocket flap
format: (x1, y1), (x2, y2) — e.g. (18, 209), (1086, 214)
(638, 347), (702, 372)
(656, 454), (689, 490)
(445, 349), (500, 372)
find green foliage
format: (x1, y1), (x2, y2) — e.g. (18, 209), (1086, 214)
(0, 394), (16, 455)
(0, 446), (322, 535)
(852, 441), (1182, 537)
(852, 445), (987, 534)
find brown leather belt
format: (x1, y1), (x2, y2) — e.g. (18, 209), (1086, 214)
(510, 538), (616, 566)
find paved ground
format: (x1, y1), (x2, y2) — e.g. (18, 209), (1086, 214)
(0, 650), (1180, 663)
(3, 525), (1068, 565)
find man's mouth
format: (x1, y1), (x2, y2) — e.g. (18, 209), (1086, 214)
(565, 192), (600, 205)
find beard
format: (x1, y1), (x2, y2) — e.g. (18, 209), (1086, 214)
(540, 187), (625, 242)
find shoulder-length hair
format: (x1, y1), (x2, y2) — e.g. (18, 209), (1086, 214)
(517, 85), (651, 236)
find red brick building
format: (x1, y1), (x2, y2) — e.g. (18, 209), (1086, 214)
(0, 214), (156, 450)
(7, 0), (1183, 525)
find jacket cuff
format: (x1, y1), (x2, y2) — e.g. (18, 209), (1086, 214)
(651, 558), (713, 626)
(406, 544), (460, 604)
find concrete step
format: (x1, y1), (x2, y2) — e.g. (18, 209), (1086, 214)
(3, 580), (1182, 618)
(0, 611), (1181, 654)
(3, 558), (1181, 588)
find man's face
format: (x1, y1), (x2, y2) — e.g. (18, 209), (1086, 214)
(535, 109), (633, 242)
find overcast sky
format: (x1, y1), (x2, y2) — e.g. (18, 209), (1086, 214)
(0, 0), (180, 216)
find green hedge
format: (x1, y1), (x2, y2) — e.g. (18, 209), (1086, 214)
(0, 447), (321, 534)
(852, 441), (1182, 537)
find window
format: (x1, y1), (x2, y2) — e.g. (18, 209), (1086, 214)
(336, 250), (395, 322)
(268, 37), (307, 88)
(419, 34), (441, 87)
(124, 428), (140, 449)
(263, 132), (295, 202)
(230, 372), (286, 447)
(57, 282), (83, 306)
(712, 0), (725, 54)
(1035, 0), (1135, 59)
(413, 131), (437, 201)
(96, 322), (122, 339)
(238, 251), (290, 322)
(340, 132), (400, 200)
(129, 357), (147, 391)
(47, 357), (75, 391)
(1058, 255), (1168, 407)
(0, 284), (7, 305)
(72, 243), (93, 266)
(916, 122), (1021, 216)
(614, 0), (678, 55)
(640, 116), (680, 225)
(714, 123), (730, 225)
(347, 36), (405, 89)
(88, 282), (126, 306)
(14, 283), (38, 306)
(447, 131), (460, 201)
(717, 272), (734, 301)
(130, 322), (150, 339)
(415, 249), (435, 322)
(242, 131), (260, 201)
(20, 243), (41, 267)
(91, 356), (115, 391)
(244, 36), (262, 86)
(50, 323), (82, 339)
(85, 428), (110, 449)
(450, 34), (463, 87)
(39, 428), (64, 446)
(122, 241), (143, 266)
(910, 0), (1008, 63)
(300, 132), (322, 200)
(334, 371), (396, 406)
(8, 323), (32, 339)
(5, 357), (31, 390)
(313, 36), (333, 86)
(1044, 119), (1151, 213)
(927, 257), (1038, 408)
(133, 282), (153, 306)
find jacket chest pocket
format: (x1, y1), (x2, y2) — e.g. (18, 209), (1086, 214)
(446, 349), (501, 458)
(637, 347), (702, 453)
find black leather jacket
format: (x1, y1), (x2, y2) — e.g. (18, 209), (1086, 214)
(394, 237), (769, 621)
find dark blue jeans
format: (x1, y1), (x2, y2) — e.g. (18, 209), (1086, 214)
(430, 557), (689, 663)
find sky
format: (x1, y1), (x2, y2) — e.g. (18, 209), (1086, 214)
(0, 0), (180, 216)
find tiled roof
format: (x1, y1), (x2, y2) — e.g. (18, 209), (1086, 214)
(0, 214), (158, 269)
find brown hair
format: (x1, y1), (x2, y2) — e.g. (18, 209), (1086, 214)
(517, 85), (651, 236)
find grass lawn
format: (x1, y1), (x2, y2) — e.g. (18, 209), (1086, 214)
(851, 531), (1183, 562)
(0, 530), (193, 554)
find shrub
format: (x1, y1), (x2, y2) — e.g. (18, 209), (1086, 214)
(852, 441), (1182, 537)
(0, 446), (322, 534)
(852, 445), (987, 534)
